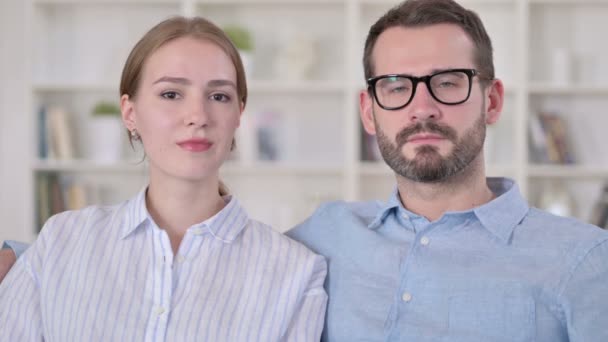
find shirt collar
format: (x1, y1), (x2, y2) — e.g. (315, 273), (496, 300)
(368, 188), (402, 230)
(120, 187), (249, 243)
(120, 186), (149, 239)
(368, 177), (529, 243)
(198, 195), (249, 243)
(473, 178), (529, 243)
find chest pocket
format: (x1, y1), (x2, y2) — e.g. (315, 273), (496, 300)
(446, 282), (536, 342)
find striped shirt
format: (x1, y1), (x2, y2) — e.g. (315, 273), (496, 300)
(0, 188), (327, 341)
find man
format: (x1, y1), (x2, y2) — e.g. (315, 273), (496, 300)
(3, 0), (608, 341)
(288, 0), (608, 341)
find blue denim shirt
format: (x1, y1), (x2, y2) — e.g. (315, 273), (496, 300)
(2, 240), (28, 258)
(287, 178), (608, 341)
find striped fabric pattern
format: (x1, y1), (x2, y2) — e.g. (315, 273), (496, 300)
(0, 188), (327, 342)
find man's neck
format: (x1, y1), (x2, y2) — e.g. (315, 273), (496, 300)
(396, 159), (494, 222)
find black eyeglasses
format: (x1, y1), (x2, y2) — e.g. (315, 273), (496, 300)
(366, 69), (481, 110)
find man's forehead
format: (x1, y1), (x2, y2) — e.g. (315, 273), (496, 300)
(371, 24), (475, 75)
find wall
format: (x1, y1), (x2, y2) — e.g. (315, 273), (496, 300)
(0, 0), (33, 243)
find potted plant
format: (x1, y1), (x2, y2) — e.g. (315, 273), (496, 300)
(223, 25), (254, 78)
(85, 101), (124, 162)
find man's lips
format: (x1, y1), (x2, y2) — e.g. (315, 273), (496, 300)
(407, 133), (446, 143)
(177, 138), (213, 152)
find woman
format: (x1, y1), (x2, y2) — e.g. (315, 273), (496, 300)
(0, 16), (327, 341)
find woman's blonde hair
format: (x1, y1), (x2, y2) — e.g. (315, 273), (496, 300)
(120, 16), (248, 196)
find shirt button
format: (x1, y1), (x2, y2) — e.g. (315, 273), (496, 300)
(402, 292), (412, 302)
(176, 255), (186, 263)
(192, 228), (204, 235)
(155, 306), (166, 316)
(420, 236), (430, 246)
(401, 212), (409, 220)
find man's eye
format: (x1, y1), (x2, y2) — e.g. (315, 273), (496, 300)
(161, 91), (179, 100)
(438, 81), (458, 88)
(390, 86), (408, 93)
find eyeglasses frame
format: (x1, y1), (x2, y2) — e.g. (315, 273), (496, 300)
(366, 68), (483, 111)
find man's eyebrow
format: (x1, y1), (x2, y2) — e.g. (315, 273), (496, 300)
(429, 68), (467, 75)
(153, 76), (192, 85)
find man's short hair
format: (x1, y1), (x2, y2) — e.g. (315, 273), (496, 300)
(363, 0), (495, 85)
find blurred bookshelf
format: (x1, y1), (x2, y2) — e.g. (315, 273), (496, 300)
(7, 0), (608, 241)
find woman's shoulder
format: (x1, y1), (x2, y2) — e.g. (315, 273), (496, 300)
(244, 219), (323, 259)
(44, 202), (125, 228)
(241, 219), (326, 280)
(39, 199), (133, 244)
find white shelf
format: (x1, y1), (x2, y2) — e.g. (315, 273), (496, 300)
(33, 159), (344, 176)
(31, 160), (346, 182)
(358, 0), (513, 5)
(358, 162), (391, 176)
(222, 161), (343, 176)
(530, 0), (608, 5)
(32, 81), (345, 94)
(32, 82), (118, 93)
(248, 81), (345, 94)
(529, 83), (608, 95)
(528, 164), (608, 178)
(33, 159), (147, 173)
(33, 0), (180, 4)
(199, 0), (344, 4)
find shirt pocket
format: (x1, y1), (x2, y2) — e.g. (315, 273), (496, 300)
(447, 282), (536, 342)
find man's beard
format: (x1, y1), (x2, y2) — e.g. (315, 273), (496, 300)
(375, 112), (486, 183)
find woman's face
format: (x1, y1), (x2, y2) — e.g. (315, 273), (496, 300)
(121, 36), (242, 183)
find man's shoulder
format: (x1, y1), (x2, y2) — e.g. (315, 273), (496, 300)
(294, 199), (382, 228)
(285, 199), (383, 252)
(525, 207), (606, 233)
(522, 207), (608, 249)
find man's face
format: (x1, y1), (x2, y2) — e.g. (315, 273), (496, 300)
(359, 24), (503, 183)
(375, 105), (486, 182)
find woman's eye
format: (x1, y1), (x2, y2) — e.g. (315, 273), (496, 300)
(210, 93), (231, 102)
(161, 91), (180, 100)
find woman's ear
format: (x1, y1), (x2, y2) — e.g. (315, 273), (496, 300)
(237, 101), (245, 128)
(121, 94), (136, 131)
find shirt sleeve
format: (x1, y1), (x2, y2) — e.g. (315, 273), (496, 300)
(0, 245), (43, 341)
(2, 241), (30, 259)
(282, 254), (328, 342)
(561, 237), (608, 342)
(0, 220), (54, 341)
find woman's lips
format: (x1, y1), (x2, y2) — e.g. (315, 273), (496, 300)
(177, 138), (213, 152)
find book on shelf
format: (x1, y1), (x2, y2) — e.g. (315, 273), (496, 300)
(37, 107), (49, 159)
(40, 106), (76, 160)
(589, 184), (608, 230)
(528, 111), (575, 164)
(36, 174), (90, 231)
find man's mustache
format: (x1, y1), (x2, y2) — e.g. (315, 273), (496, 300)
(395, 121), (458, 147)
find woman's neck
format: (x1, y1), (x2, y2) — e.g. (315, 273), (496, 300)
(146, 173), (226, 254)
